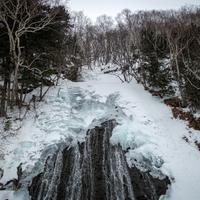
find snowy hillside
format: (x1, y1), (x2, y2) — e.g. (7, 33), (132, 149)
(0, 66), (200, 200)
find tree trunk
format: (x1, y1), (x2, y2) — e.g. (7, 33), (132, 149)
(11, 64), (20, 108)
(0, 70), (7, 117)
(174, 55), (187, 107)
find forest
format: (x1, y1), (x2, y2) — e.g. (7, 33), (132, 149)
(0, 1), (200, 200)
(72, 7), (200, 111)
(1, 1), (200, 119)
(0, 0), (82, 117)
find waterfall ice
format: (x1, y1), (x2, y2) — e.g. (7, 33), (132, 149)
(1, 67), (200, 200)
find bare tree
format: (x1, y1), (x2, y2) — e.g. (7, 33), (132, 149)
(0, 0), (58, 107)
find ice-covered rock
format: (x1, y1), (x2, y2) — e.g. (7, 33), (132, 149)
(29, 119), (170, 200)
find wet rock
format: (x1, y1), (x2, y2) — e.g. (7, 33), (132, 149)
(0, 168), (3, 180)
(29, 119), (170, 200)
(128, 167), (170, 200)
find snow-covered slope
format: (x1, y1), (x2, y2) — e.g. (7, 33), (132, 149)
(0, 66), (200, 200)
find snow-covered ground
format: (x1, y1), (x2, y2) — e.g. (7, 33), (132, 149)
(1, 66), (200, 200)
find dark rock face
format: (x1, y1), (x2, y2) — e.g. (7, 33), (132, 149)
(29, 120), (170, 200)
(128, 167), (170, 200)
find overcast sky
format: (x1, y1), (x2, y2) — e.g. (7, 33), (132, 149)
(68, 0), (200, 21)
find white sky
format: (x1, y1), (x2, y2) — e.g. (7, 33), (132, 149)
(68, 0), (200, 21)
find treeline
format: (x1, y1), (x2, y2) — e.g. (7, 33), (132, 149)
(0, 0), (82, 117)
(72, 7), (200, 111)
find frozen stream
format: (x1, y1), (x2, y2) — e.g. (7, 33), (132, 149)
(0, 68), (200, 199)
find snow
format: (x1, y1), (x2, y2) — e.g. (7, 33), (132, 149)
(76, 67), (200, 200)
(1, 65), (200, 200)
(0, 190), (29, 200)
